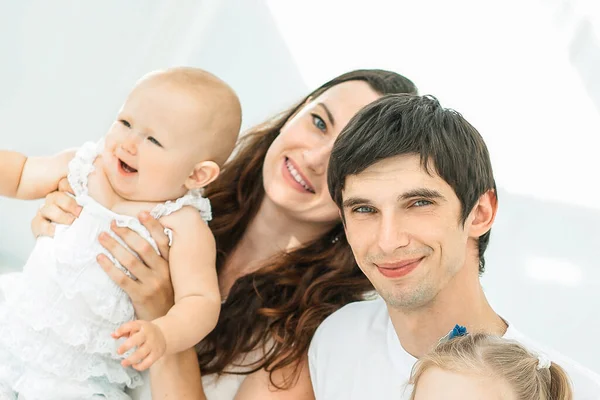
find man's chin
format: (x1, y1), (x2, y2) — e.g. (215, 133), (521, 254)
(380, 286), (433, 310)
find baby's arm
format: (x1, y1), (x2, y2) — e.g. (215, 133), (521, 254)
(0, 149), (74, 199)
(155, 207), (221, 351)
(115, 206), (221, 370)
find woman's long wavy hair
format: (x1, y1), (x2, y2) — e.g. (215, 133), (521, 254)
(197, 69), (418, 387)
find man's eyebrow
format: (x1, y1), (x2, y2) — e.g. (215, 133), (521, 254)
(342, 189), (444, 208)
(318, 102), (336, 127)
(342, 197), (370, 208)
(398, 188), (445, 201)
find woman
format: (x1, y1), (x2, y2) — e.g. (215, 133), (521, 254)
(31, 69), (418, 398)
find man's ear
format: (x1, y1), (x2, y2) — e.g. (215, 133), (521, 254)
(468, 189), (498, 238)
(185, 161), (220, 190)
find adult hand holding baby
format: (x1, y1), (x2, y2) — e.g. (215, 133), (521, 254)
(31, 177), (81, 237)
(31, 179), (175, 321)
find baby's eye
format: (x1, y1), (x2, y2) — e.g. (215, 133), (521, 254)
(147, 136), (163, 147)
(119, 119), (131, 128)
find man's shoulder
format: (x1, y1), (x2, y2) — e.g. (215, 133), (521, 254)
(309, 296), (389, 361)
(506, 325), (600, 399)
(315, 296), (388, 339)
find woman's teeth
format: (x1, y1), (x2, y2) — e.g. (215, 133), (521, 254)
(285, 159), (314, 193)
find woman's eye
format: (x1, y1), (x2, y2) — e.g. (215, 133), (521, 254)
(311, 114), (327, 132)
(147, 136), (163, 147)
(119, 119), (131, 128)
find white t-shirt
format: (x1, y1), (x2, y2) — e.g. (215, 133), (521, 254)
(309, 297), (600, 399)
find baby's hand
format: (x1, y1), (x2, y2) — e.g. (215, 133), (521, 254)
(113, 320), (167, 371)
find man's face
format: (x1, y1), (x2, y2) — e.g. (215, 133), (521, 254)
(341, 154), (475, 310)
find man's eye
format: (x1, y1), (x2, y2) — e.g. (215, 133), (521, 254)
(412, 200), (433, 207)
(353, 206), (375, 214)
(147, 136), (163, 147)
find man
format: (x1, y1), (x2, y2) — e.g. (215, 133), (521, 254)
(308, 94), (600, 399)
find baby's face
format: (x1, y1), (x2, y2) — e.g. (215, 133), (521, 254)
(412, 367), (516, 400)
(101, 82), (209, 202)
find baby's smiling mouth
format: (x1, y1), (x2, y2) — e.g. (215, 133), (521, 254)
(119, 159), (138, 173)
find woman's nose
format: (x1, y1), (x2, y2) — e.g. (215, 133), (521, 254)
(303, 141), (334, 175)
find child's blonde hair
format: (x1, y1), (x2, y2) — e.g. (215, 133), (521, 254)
(409, 333), (573, 400)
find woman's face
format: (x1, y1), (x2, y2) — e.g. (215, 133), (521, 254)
(262, 80), (381, 226)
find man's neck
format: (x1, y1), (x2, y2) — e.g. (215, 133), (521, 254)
(387, 265), (507, 359)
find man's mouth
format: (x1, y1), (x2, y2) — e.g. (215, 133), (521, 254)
(119, 159), (138, 174)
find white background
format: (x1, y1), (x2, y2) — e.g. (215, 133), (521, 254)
(1, 0), (599, 371)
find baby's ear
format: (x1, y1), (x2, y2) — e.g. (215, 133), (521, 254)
(185, 161), (220, 190)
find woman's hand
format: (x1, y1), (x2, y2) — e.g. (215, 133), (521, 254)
(31, 178), (81, 237)
(97, 212), (174, 321)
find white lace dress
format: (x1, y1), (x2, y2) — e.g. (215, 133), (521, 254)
(0, 141), (212, 400)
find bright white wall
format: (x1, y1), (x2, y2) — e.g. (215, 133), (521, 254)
(1, 0), (599, 371)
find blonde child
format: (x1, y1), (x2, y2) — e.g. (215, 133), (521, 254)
(409, 333), (573, 400)
(0, 67), (241, 399)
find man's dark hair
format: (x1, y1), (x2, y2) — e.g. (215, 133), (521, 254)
(328, 94), (497, 273)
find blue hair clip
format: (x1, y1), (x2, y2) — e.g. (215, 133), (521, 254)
(438, 324), (468, 344)
(448, 324), (468, 340)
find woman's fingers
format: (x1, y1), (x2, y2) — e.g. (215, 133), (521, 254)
(97, 221), (174, 321)
(31, 189), (82, 238)
(57, 177), (75, 195)
(39, 203), (76, 226)
(109, 222), (166, 281)
(48, 190), (82, 217)
(139, 212), (170, 259)
(98, 231), (141, 274)
(31, 210), (56, 238)
(96, 253), (135, 293)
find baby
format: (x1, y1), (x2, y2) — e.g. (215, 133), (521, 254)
(409, 333), (573, 400)
(0, 67), (241, 399)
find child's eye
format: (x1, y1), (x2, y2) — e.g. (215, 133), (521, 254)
(311, 114), (327, 133)
(119, 119), (131, 128)
(147, 136), (163, 147)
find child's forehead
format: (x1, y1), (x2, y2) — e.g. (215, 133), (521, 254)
(416, 368), (512, 400)
(125, 83), (208, 117)
(121, 88), (211, 140)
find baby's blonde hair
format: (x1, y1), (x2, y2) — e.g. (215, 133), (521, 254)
(409, 333), (573, 400)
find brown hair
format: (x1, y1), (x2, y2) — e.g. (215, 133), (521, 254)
(409, 333), (573, 399)
(196, 70), (417, 387)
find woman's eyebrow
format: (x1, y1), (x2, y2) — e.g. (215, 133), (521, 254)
(318, 102), (336, 127)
